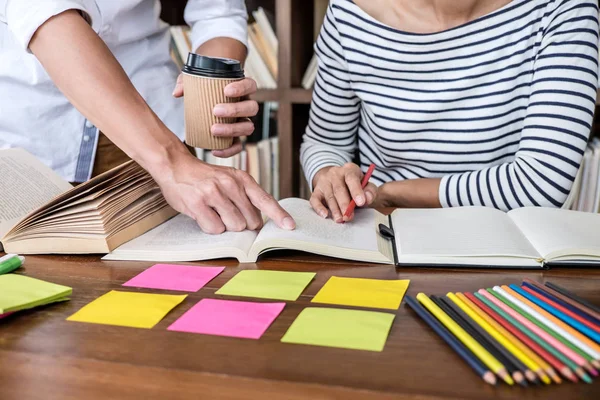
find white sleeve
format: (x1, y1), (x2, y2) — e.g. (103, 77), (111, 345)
(184, 0), (247, 52)
(1, 0), (102, 51)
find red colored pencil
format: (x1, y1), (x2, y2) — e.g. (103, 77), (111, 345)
(344, 163), (376, 218)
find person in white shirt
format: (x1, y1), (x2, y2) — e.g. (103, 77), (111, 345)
(0, 0), (295, 234)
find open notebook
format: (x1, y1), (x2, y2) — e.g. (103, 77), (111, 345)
(104, 198), (600, 268)
(0, 148), (176, 254)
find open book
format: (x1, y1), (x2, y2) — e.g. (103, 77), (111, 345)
(0, 149), (176, 254)
(104, 198), (600, 268)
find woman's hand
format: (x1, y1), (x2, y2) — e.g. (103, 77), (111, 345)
(173, 75), (259, 158)
(310, 163), (377, 223)
(150, 149), (295, 234)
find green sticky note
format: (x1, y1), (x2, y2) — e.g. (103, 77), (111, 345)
(216, 270), (315, 301)
(281, 307), (395, 352)
(312, 277), (410, 310)
(0, 274), (72, 313)
(67, 290), (186, 329)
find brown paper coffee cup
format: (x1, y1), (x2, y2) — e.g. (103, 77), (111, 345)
(183, 73), (242, 150)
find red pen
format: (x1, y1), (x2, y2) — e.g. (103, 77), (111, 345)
(343, 163), (376, 218)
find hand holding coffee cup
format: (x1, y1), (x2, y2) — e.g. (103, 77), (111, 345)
(174, 53), (258, 155)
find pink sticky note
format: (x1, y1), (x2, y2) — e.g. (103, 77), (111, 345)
(167, 298), (285, 339)
(123, 264), (225, 292)
(0, 312), (14, 320)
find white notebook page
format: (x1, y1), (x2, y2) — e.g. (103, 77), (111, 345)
(391, 207), (540, 258)
(508, 207), (600, 259)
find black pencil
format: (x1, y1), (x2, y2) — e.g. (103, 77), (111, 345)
(440, 295), (541, 386)
(431, 296), (529, 387)
(545, 282), (600, 314)
(405, 296), (497, 385)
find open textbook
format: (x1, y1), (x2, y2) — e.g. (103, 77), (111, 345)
(104, 198), (600, 268)
(0, 148), (176, 254)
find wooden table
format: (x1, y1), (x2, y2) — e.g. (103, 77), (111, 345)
(0, 253), (599, 400)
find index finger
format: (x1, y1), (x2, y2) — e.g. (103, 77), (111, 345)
(345, 172), (366, 207)
(224, 78), (257, 98)
(242, 174), (295, 230)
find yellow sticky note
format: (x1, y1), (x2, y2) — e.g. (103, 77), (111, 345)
(67, 290), (186, 329)
(311, 277), (410, 310)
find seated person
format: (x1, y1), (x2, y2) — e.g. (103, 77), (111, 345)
(301, 0), (599, 222)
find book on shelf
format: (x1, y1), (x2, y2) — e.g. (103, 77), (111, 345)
(246, 36), (277, 89)
(103, 198), (600, 268)
(168, 17), (277, 90)
(246, 8), (278, 89)
(301, 0), (328, 90)
(566, 137), (600, 213)
(301, 54), (318, 89)
(169, 25), (191, 68)
(252, 7), (278, 56)
(0, 149), (176, 254)
(257, 139), (272, 194)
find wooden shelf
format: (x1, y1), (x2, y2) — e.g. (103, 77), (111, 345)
(250, 89), (279, 103)
(287, 88), (313, 104)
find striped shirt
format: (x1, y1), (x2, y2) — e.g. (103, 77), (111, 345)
(300, 0), (599, 211)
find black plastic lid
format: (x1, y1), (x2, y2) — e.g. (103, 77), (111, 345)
(182, 53), (244, 78)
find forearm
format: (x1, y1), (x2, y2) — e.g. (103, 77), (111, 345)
(377, 178), (442, 209)
(196, 37), (247, 63)
(29, 10), (189, 175)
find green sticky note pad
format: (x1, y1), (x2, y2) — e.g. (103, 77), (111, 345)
(312, 277), (410, 310)
(67, 290), (186, 329)
(281, 307), (395, 352)
(0, 274), (72, 313)
(216, 270), (315, 301)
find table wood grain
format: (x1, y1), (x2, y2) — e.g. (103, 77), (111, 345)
(0, 253), (599, 400)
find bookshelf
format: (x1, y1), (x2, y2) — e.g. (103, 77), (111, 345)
(160, 0), (315, 198)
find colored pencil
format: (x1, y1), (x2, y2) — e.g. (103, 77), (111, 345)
(475, 291), (576, 382)
(466, 292), (562, 384)
(494, 286), (599, 377)
(520, 285), (600, 340)
(510, 284), (600, 365)
(523, 281), (600, 328)
(405, 296), (497, 385)
(486, 288), (594, 384)
(545, 282), (600, 315)
(343, 163), (375, 218)
(504, 285), (600, 362)
(416, 293), (514, 385)
(456, 292), (552, 385)
(523, 279), (600, 324)
(432, 296), (527, 386)
(447, 293), (539, 385)
(521, 284), (600, 336)
(478, 289), (591, 383)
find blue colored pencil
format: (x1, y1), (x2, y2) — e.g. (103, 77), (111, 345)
(405, 296), (497, 385)
(522, 282), (600, 327)
(511, 285), (600, 344)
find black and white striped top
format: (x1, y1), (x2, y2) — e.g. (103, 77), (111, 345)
(300, 0), (599, 210)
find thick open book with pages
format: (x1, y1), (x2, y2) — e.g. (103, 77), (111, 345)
(104, 198), (600, 268)
(0, 149), (176, 254)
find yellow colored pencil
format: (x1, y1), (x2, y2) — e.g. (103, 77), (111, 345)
(456, 292), (553, 385)
(416, 293), (514, 385)
(447, 293), (543, 384)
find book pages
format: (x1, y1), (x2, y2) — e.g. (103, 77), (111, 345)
(0, 149), (72, 238)
(508, 207), (600, 260)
